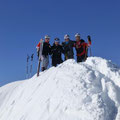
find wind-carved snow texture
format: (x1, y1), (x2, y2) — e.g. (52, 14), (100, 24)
(0, 57), (120, 120)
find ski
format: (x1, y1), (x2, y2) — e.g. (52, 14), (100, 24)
(37, 39), (43, 77)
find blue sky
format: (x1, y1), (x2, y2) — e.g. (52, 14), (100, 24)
(0, 0), (120, 86)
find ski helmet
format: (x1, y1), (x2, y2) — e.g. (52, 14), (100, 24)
(75, 33), (80, 38)
(64, 34), (70, 40)
(45, 35), (50, 39)
(54, 38), (60, 43)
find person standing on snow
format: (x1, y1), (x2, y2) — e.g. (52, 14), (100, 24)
(74, 33), (91, 62)
(36, 35), (51, 71)
(51, 38), (64, 67)
(62, 34), (75, 60)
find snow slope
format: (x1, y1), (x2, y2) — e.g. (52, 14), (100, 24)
(0, 57), (120, 120)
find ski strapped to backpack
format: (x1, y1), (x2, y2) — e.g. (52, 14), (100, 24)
(87, 35), (92, 57)
(84, 46), (88, 61)
(89, 46), (92, 57)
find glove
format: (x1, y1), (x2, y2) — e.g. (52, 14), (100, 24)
(87, 35), (91, 39)
(37, 47), (40, 52)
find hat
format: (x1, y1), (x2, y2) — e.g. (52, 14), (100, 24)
(54, 38), (60, 42)
(64, 34), (70, 40)
(75, 33), (80, 37)
(45, 35), (50, 39)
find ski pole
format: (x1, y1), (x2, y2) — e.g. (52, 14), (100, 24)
(26, 54), (30, 79)
(30, 54), (34, 78)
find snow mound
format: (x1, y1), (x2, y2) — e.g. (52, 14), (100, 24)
(0, 57), (120, 120)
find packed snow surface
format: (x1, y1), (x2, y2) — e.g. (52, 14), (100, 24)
(0, 57), (120, 120)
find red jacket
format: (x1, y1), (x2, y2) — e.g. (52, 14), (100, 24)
(75, 40), (91, 56)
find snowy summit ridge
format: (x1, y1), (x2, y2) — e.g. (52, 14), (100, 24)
(0, 57), (120, 120)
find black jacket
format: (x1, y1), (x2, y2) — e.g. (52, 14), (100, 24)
(62, 40), (75, 57)
(42, 42), (51, 56)
(51, 44), (64, 59)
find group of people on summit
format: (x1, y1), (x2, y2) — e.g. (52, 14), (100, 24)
(36, 33), (92, 71)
